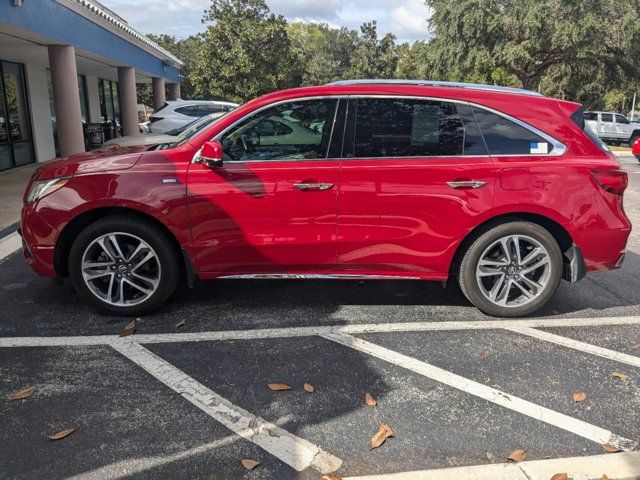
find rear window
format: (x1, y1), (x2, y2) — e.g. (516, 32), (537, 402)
(601, 113), (613, 122)
(571, 106), (610, 153)
(584, 112), (597, 121)
(471, 108), (551, 155)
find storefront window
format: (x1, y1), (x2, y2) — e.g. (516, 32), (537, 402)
(0, 60), (34, 170)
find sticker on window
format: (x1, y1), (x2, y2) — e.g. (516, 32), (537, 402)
(530, 142), (549, 154)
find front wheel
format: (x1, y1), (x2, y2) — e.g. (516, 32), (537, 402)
(68, 215), (180, 316)
(458, 222), (563, 317)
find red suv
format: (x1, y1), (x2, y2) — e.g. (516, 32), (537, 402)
(20, 80), (631, 317)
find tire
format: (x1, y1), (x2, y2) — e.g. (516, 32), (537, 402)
(458, 221), (562, 317)
(68, 214), (181, 316)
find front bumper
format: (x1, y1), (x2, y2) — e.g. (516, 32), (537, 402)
(20, 205), (58, 278)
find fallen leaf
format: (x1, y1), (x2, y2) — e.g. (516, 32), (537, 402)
(601, 444), (621, 453)
(175, 319), (187, 329)
(119, 320), (136, 337)
(506, 449), (526, 462)
(48, 428), (76, 441)
(364, 393), (377, 408)
(603, 475), (610, 480)
(304, 383), (314, 393)
(477, 351), (486, 356)
(631, 344), (640, 350)
(572, 392), (587, 403)
(610, 372), (628, 381)
(550, 474), (568, 480)
(319, 476), (342, 480)
(241, 459), (260, 470)
(267, 383), (292, 391)
(369, 424), (393, 450)
(9, 386), (36, 401)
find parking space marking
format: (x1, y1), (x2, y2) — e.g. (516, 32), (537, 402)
(343, 451), (640, 480)
(0, 232), (21, 261)
(109, 340), (342, 474)
(322, 332), (637, 452)
(507, 326), (640, 368)
(2, 316), (640, 348)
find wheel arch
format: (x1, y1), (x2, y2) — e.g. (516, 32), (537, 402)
(450, 212), (574, 277)
(54, 207), (191, 281)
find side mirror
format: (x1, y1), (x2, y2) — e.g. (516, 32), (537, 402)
(200, 140), (223, 168)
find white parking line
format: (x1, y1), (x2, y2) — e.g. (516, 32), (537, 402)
(0, 232), (21, 261)
(507, 326), (640, 368)
(2, 316), (640, 348)
(344, 451), (640, 480)
(110, 340), (342, 474)
(322, 332), (637, 452)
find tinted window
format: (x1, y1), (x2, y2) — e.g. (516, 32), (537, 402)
(584, 112), (597, 121)
(221, 99), (338, 161)
(351, 98), (464, 158)
(472, 107), (551, 155)
(601, 113), (613, 122)
(456, 104), (488, 155)
(175, 106), (197, 117)
(192, 105), (224, 116)
(615, 114), (630, 124)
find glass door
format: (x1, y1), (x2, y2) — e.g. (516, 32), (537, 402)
(0, 61), (34, 170)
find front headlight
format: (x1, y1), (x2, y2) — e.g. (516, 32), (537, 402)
(26, 177), (70, 204)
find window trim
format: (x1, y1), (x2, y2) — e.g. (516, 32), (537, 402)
(208, 94), (566, 163)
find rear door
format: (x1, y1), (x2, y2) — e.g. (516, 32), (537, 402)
(614, 114), (631, 141)
(336, 97), (495, 278)
(600, 113), (615, 139)
(187, 97), (343, 274)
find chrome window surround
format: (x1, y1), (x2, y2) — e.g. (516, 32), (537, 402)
(201, 94), (567, 163)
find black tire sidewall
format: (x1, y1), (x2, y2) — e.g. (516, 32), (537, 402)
(458, 221), (563, 317)
(68, 216), (180, 316)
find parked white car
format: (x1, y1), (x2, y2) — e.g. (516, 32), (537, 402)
(149, 100), (238, 133)
(103, 112), (227, 148)
(584, 111), (640, 146)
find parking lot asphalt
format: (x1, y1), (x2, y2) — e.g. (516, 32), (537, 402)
(1, 158), (640, 479)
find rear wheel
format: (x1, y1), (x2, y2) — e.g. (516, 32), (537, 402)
(458, 222), (562, 317)
(68, 215), (180, 316)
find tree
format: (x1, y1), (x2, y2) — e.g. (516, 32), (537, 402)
(287, 22), (359, 86)
(425, 0), (640, 90)
(192, 0), (300, 103)
(395, 41), (430, 79)
(348, 21), (399, 79)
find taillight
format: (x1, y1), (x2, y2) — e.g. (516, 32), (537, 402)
(591, 169), (628, 195)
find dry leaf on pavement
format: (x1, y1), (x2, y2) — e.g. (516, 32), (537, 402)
(631, 344), (640, 350)
(506, 449), (526, 462)
(603, 475), (611, 480)
(319, 476), (342, 480)
(267, 383), (292, 391)
(369, 424), (393, 450)
(365, 393), (377, 407)
(610, 372), (628, 381)
(601, 444), (621, 453)
(550, 474), (568, 480)
(119, 320), (136, 337)
(572, 392), (587, 403)
(304, 383), (314, 393)
(9, 386), (36, 401)
(48, 428), (76, 441)
(175, 319), (187, 329)
(241, 459), (260, 470)
(477, 351), (486, 356)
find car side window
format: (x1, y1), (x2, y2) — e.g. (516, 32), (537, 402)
(220, 99), (338, 161)
(601, 113), (614, 123)
(350, 98), (464, 158)
(584, 112), (597, 121)
(615, 114), (630, 124)
(471, 107), (552, 155)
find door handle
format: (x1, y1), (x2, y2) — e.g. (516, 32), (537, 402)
(447, 180), (487, 189)
(294, 183), (334, 191)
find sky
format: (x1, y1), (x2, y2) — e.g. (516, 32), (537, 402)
(98, 0), (432, 44)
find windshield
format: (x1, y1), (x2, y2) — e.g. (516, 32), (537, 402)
(165, 112), (226, 137)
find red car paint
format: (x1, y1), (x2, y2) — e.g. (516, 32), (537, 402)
(21, 84), (631, 283)
(633, 136), (640, 159)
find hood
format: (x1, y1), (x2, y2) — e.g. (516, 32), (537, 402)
(34, 146), (148, 180)
(102, 133), (176, 148)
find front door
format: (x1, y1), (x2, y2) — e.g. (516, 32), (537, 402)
(187, 98), (342, 274)
(337, 97), (495, 278)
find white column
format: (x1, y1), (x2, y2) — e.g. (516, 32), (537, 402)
(117, 66), (139, 137)
(48, 45), (85, 156)
(152, 77), (166, 111)
(24, 64), (56, 162)
(167, 82), (181, 101)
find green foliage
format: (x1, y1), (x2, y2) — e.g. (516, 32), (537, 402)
(348, 21), (399, 79)
(192, 0), (300, 103)
(396, 41), (430, 79)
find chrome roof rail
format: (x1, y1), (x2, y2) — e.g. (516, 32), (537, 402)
(327, 79), (544, 97)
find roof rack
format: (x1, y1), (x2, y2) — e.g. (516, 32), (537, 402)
(327, 79), (544, 97)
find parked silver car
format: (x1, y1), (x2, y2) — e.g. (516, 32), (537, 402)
(584, 111), (640, 146)
(149, 100), (238, 133)
(103, 112), (227, 148)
